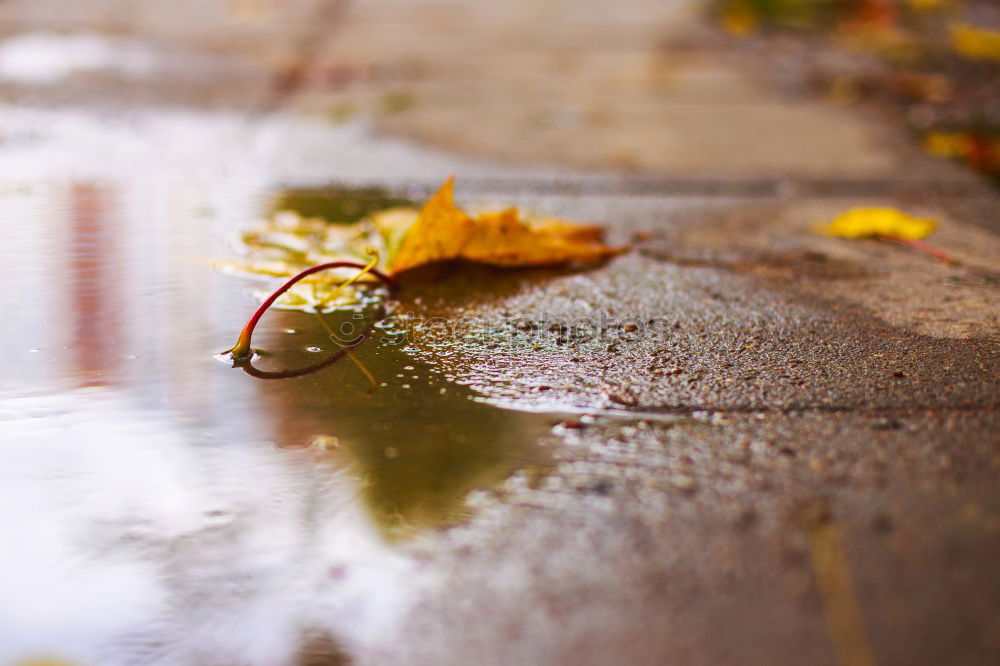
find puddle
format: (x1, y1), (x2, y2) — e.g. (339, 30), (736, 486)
(269, 185), (416, 224)
(0, 133), (559, 664)
(229, 303), (552, 535)
(0, 32), (158, 85)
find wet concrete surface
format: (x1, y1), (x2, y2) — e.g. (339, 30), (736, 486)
(389, 408), (1000, 666)
(0, 1), (998, 665)
(397, 246), (999, 413)
(377, 192), (999, 664)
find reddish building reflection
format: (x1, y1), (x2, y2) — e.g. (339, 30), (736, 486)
(68, 182), (122, 388)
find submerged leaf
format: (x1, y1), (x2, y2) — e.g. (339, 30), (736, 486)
(816, 207), (937, 240)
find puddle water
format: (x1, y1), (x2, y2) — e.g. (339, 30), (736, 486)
(0, 32), (158, 85)
(0, 156), (556, 663)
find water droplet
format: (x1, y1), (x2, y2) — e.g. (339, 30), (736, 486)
(306, 346), (322, 353)
(283, 328), (299, 334)
(28, 348), (40, 353)
(401, 384), (411, 389)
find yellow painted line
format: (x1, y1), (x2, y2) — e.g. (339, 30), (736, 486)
(808, 520), (878, 666)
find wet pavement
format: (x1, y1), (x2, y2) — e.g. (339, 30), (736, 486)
(0, 1), (998, 665)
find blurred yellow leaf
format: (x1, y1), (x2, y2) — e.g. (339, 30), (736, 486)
(950, 23), (1000, 61)
(906, 0), (950, 10)
(923, 131), (966, 158)
(385, 177), (624, 274)
(720, 0), (758, 37)
(815, 207), (937, 240)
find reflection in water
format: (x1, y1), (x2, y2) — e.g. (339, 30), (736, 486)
(244, 305), (549, 536)
(0, 389), (412, 665)
(268, 186), (415, 225)
(0, 164), (554, 663)
(233, 186), (550, 535)
(69, 183), (121, 388)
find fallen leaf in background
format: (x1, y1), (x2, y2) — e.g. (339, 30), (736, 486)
(950, 23), (1000, 61)
(923, 131), (968, 158)
(816, 207), (937, 240)
(905, 0), (951, 10)
(719, 0), (758, 37)
(922, 130), (1000, 176)
(814, 206), (954, 264)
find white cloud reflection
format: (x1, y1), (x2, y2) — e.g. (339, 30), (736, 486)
(0, 388), (413, 666)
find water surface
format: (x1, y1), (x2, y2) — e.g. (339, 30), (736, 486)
(0, 111), (554, 665)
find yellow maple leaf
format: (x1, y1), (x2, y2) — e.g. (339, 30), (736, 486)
(815, 207), (937, 240)
(384, 177), (624, 274)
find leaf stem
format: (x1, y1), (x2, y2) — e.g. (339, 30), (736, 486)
(233, 332), (365, 380)
(225, 259), (395, 361)
(880, 237), (955, 264)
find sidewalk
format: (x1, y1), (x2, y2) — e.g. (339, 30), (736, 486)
(0, 1), (996, 665)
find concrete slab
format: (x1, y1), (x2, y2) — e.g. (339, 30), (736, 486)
(298, 0), (982, 181)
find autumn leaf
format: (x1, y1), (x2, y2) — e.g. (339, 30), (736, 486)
(719, 0), (758, 38)
(384, 177), (623, 274)
(814, 206), (953, 264)
(815, 207), (937, 240)
(223, 177), (622, 288)
(381, 177), (475, 273)
(222, 177), (623, 360)
(950, 23), (1000, 61)
(906, 0), (951, 9)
